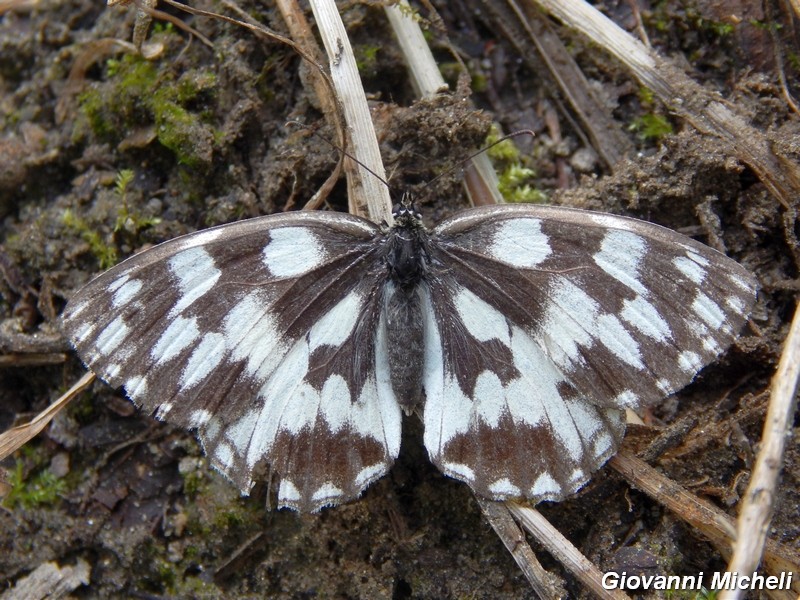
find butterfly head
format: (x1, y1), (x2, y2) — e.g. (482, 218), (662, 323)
(392, 192), (423, 230)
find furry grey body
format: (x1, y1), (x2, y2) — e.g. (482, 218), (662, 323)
(383, 204), (430, 413)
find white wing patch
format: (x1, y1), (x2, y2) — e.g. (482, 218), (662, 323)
(168, 247), (221, 317)
(678, 350), (703, 373)
(180, 332), (226, 390)
(95, 315), (129, 356)
(151, 316), (200, 365)
(111, 276), (143, 308)
(454, 286), (510, 345)
(531, 472), (561, 497)
(692, 292), (728, 331)
(309, 289), (363, 350)
(673, 254), (707, 284)
(262, 227), (327, 277)
(488, 218), (552, 268)
(424, 280), (619, 500)
(621, 295), (672, 342)
(542, 279), (644, 371)
(593, 230), (648, 295)
(223, 291), (286, 379)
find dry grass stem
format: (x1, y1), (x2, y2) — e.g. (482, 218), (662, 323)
(385, 1), (501, 206)
(384, 2), (446, 98)
(0, 372), (95, 467)
(0, 353), (67, 367)
(477, 499), (567, 599)
(719, 301), (800, 600)
(0, 558), (91, 599)
(610, 450), (800, 599)
(308, 0), (391, 223)
(529, 0), (800, 210)
(0, 0), (38, 15)
(507, 502), (631, 600)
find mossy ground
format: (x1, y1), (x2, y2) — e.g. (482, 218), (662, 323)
(0, 0), (798, 598)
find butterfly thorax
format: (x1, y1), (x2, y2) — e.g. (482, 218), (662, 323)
(384, 198), (429, 413)
(386, 199), (430, 288)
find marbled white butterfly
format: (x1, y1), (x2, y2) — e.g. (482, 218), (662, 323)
(62, 200), (757, 512)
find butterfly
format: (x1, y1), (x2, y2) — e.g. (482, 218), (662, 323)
(61, 199), (757, 512)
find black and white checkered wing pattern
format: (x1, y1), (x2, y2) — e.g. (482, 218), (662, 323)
(62, 213), (400, 512)
(422, 204), (757, 502)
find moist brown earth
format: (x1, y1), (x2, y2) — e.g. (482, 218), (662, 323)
(0, 1), (798, 598)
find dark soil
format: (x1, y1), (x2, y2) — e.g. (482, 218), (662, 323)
(1, 0), (798, 598)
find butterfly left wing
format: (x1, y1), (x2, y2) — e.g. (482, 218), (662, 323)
(421, 204), (757, 502)
(62, 212), (401, 512)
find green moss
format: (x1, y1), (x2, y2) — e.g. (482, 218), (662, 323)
(176, 70), (216, 104)
(182, 470), (206, 499)
(629, 86), (673, 143)
(155, 558), (178, 589)
(77, 88), (116, 139)
(115, 168), (135, 197)
(75, 51), (218, 167)
(153, 101), (202, 166)
(485, 124), (546, 203)
(63, 208), (119, 269)
(152, 21), (175, 35)
(355, 44), (380, 74)
(212, 505), (247, 530)
(486, 129), (522, 162)
(3, 459), (66, 510)
(497, 164), (546, 203)
(630, 113), (674, 141)
(118, 56), (159, 100)
(470, 72), (488, 93)
(113, 169), (161, 233)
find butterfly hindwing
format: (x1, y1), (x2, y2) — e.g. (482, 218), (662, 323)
(421, 204), (756, 501)
(420, 274), (627, 501)
(63, 212), (402, 512)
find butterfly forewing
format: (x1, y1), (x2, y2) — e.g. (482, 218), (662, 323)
(63, 212), (401, 512)
(422, 204), (756, 502)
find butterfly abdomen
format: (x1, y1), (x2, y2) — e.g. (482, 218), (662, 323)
(383, 222), (430, 412)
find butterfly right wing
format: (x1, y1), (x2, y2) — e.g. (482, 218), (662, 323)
(419, 204), (756, 502)
(62, 212), (401, 512)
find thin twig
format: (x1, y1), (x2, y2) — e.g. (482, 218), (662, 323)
(719, 300), (800, 600)
(506, 502), (631, 600)
(610, 450), (800, 599)
(477, 499), (566, 599)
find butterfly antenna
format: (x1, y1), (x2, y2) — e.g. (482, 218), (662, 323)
(420, 129), (536, 193)
(286, 120), (396, 194)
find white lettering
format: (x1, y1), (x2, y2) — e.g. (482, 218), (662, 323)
(601, 572), (619, 589)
